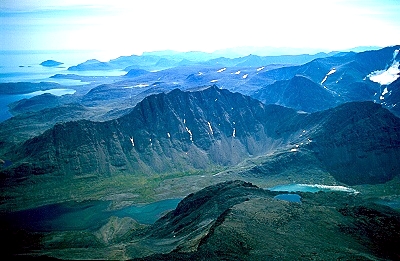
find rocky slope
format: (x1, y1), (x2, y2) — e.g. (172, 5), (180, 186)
(130, 181), (400, 261)
(252, 75), (338, 112)
(305, 101), (400, 185)
(382, 77), (400, 117)
(3, 86), (297, 177)
(2, 86), (400, 185)
(131, 180), (400, 261)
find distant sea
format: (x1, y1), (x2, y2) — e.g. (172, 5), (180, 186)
(0, 50), (125, 85)
(0, 50), (127, 122)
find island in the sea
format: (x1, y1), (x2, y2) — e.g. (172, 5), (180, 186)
(40, 60), (64, 67)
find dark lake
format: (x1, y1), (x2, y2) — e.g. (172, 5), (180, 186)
(0, 198), (182, 232)
(274, 194), (302, 203)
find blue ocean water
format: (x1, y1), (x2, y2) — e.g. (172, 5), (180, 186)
(0, 50), (125, 84)
(0, 50), (126, 122)
(0, 89), (77, 122)
(0, 94), (26, 121)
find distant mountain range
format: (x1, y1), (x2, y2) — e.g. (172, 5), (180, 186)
(67, 52), (333, 72)
(67, 46), (382, 72)
(251, 45), (400, 114)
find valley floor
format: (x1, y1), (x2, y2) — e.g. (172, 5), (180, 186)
(1, 163), (399, 260)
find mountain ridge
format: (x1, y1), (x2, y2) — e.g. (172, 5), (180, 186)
(133, 180), (400, 260)
(3, 86), (400, 186)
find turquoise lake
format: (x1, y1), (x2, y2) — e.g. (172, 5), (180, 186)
(267, 184), (359, 193)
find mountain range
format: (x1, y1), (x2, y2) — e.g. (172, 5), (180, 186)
(251, 45), (400, 114)
(30, 45), (399, 119)
(1, 45), (400, 260)
(3, 86), (400, 186)
(67, 52), (333, 72)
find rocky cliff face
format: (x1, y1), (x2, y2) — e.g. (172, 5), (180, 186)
(4, 86), (400, 185)
(8, 86), (299, 177)
(252, 75), (339, 112)
(305, 101), (400, 184)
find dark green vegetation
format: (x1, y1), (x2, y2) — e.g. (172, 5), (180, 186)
(2, 181), (399, 260)
(0, 46), (400, 260)
(133, 181), (400, 261)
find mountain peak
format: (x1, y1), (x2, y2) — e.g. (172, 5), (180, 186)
(3, 86), (400, 186)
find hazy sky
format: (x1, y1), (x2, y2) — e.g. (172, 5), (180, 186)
(1, 0), (400, 59)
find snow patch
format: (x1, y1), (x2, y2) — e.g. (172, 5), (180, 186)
(167, 132), (171, 138)
(299, 184), (359, 193)
(217, 68), (226, 73)
(368, 50), (400, 85)
(207, 122), (213, 135)
(234, 70), (241, 75)
(210, 79), (218, 83)
(269, 184), (359, 194)
(393, 49), (399, 60)
(242, 74), (248, 79)
(257, 66), (265, 72)
(320, 68), (336, 85)
(186, 127), (193, 142)
(129, 137), (134, 147)
(380, 87), (389, 100)
(198, 72), (203, 76)
(321, 76), (328, 85)
(290, 148), (298, 152)
(327, 68), (336, 76)
(369, 61), (400, 85)
(133, 83), (149, 88)
(232, 128), (236, 137)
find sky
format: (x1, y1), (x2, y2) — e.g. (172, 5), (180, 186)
(1, 0), (400, 60)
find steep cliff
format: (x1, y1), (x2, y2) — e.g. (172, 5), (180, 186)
(3, 87), (400, 185)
